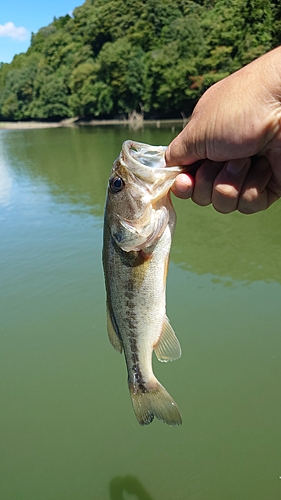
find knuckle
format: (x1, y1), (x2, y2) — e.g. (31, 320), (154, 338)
(192, 190), (211, 206)
(238, 202), (259, 214)
(213, 203), (235, 214)
(238, 189), (266, 214)
(214, 183), (238, 198)
(193, 197), (211, 207)
(241, 187), (259, 203)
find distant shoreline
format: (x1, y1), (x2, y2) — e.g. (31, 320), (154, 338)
(0, 117), (187, 130)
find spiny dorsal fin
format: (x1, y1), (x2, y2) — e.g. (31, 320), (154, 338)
(107, 307), (123, 353)
(154, 316), (181, 362)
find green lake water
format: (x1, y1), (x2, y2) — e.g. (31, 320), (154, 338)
(0, 125), (280, 499)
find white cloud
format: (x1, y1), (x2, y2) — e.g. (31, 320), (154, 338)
(0, 22), (29, 41)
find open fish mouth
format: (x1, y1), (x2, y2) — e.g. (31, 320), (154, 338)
(120, 141), (182, 183)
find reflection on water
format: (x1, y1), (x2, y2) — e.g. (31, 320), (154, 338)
(109, 475), (155, 500)
(1, 125), (183, 218)
(2, 125), (281, 284)
(172, 195), (281, 283)
(0, 126), (280, 500)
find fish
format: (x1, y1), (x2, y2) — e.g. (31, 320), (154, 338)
(102, 140), (183, 426)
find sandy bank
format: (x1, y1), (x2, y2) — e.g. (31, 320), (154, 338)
(0, 117), (78, 130)
(0, 117), (186, 130)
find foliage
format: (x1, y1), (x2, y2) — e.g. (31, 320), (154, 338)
(0, 0), (279, 121)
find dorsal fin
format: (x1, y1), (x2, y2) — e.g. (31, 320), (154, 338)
(106, 307), (123, 353)
(153, 316), (181, 362)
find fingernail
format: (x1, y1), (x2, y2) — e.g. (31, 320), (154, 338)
(174, 174), (193, 193)
(226, 158), (248, 175)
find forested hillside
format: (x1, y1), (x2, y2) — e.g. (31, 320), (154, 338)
(0, 0), (280, 121)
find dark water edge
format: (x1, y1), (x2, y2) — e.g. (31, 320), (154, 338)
(0, 117), (187, 131)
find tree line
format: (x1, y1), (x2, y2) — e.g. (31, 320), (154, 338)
(0, 0), (280, 121)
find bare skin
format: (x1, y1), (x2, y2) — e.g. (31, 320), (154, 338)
(165, 47), (281, 214)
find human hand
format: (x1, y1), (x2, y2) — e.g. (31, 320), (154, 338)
(166, 47), (281, 214)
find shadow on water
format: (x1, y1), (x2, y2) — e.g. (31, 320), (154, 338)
(109, 475), (155, 500)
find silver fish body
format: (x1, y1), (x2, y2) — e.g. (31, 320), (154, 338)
(102, 141), (183, 426)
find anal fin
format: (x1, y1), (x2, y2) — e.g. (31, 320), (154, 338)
(154, 315), (181, 362)
(107, 307), (123, 353)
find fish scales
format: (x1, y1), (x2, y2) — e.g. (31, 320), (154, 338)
(102, 141), (184, 426)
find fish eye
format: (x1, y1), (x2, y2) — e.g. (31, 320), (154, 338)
(109, 176), (125, 193)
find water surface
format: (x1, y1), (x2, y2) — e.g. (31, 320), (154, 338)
(0, 126), (280, 499)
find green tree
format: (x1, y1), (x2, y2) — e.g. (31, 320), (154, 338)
(68, 61), (113, 116)
(0, 0), (279, 121)
(0, 58), (39, 120)
(31, 73), (71, 119)
(96, 38), (146, 115)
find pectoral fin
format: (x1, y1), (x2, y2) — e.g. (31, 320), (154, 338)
(154, 316), (181, 362)
(107, 307), (123, 353)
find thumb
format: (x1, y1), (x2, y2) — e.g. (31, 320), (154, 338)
(165, 127), (201, 166)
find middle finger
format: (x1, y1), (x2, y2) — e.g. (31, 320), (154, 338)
(212, 158), (251, 213)
(192, 159), (225, 206)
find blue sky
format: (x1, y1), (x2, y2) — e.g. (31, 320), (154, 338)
(0, 0), (84, 63)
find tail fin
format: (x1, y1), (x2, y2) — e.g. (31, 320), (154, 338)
(129, 379), (182, 426)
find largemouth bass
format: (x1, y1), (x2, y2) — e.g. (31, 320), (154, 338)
(102, 141), (183, 426)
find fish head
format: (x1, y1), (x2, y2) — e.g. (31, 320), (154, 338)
(105, 141), (183, 252)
